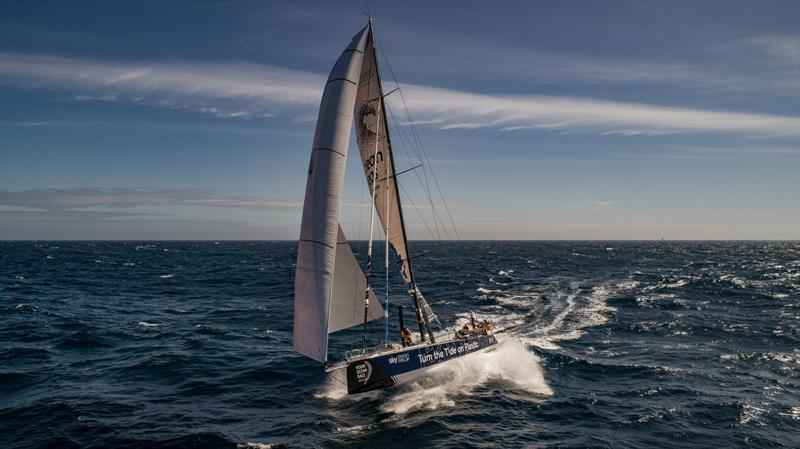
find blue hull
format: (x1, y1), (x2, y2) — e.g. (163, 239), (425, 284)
(345, 334), (498, 394)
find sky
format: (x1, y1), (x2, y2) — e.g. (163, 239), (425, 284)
(0, 0), (798, 240)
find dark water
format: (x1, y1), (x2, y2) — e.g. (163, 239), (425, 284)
(1, 241), (798, 448)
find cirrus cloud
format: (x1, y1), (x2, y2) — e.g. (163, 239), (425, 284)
(0, 51), (797, 137)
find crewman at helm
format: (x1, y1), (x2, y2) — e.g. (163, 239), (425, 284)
(457, 323), (471, 339)
(482, 320), (493, 333)
(400, 327), (413, 347)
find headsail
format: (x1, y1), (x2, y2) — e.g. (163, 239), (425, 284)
(414, 288), (441, 327)
(294, 26), (369, 363)
(330, 225), (384, 333)
(353, 24), (437, 341)
(353, 28), (412, 287)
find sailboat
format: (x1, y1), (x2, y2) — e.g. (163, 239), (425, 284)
(293, 19), (498, 395)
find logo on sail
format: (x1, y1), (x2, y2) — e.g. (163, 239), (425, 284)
(357, 101), (377, 145)
(355, 361), (372, 384)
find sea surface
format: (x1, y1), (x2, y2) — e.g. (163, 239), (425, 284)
(1, 241), (798, 448)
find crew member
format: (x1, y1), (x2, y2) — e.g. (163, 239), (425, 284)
(457, 323), (471, 339)
(482, 320), (493, 333)
(400, 327), (413, 347)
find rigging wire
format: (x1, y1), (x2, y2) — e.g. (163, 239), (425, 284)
(384, 104), (447, 240)
(398, 182), (438, 241)
(375, 38), (462, 241)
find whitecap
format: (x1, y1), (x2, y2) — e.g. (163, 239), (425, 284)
(137, 321), (161, 328)
(335, 424), (376, 435)
(238, 443), (273, 449)
(616, 280), (640, 290)
(778, 405), (800, 421)
(159, 273), (176, 279)
(739, 403), (768, 426)
(15, 303), (39, 312)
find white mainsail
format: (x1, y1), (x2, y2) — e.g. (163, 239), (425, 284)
(294, 26), (370, 362)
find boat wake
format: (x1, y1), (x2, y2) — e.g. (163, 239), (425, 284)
(380, 338), (552, 416)
(316, 338), (551, 413)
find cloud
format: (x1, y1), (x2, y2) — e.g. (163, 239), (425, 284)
(570, 201), (615, 211)
(0, 211), (272, 240)
(0, 210), (156, 220)
(0, 51), (797, 136)
(0, 52), (322, 119)
(0, 188), (302, 211)
(390, 85), (798, 136)
(741, 35), (800, 62)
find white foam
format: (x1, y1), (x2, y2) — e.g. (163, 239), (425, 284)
(519, 283), (615, 350)
(335, 423), (376, 435)
(379, 339), (552, 416)
(616, 280), (640, 290)
(238, 443), (273, 449)
(137, 321), (161, 328)
(315, 371), (349, 400)
(739, 402), (767, 426)
(476, 287), (505, 299)
(779, 406), (800, 421)
(159, 273), (176, 278)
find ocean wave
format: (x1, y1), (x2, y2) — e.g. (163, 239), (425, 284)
(56, 330), (109, 349)
(3, 240), (798, 448)
(14, 303), (40, 312)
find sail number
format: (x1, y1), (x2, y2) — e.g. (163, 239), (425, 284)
(364, 151), (384, 190)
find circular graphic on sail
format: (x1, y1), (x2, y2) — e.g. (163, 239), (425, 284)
(354, 361), (372, 384)
(357, 101), (377, 145)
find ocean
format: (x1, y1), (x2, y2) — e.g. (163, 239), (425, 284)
(1, 241), (798, 448)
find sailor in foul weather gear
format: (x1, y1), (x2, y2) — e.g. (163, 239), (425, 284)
(482, 320), (493, 334)
(401, 327), (413, 347)
(457, 323), (471, 339)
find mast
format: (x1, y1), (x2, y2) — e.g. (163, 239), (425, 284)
(368, 20), (435, 343)
(362, 50), (382, 351)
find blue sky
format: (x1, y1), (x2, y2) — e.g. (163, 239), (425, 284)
(1, 1), (798, 240)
